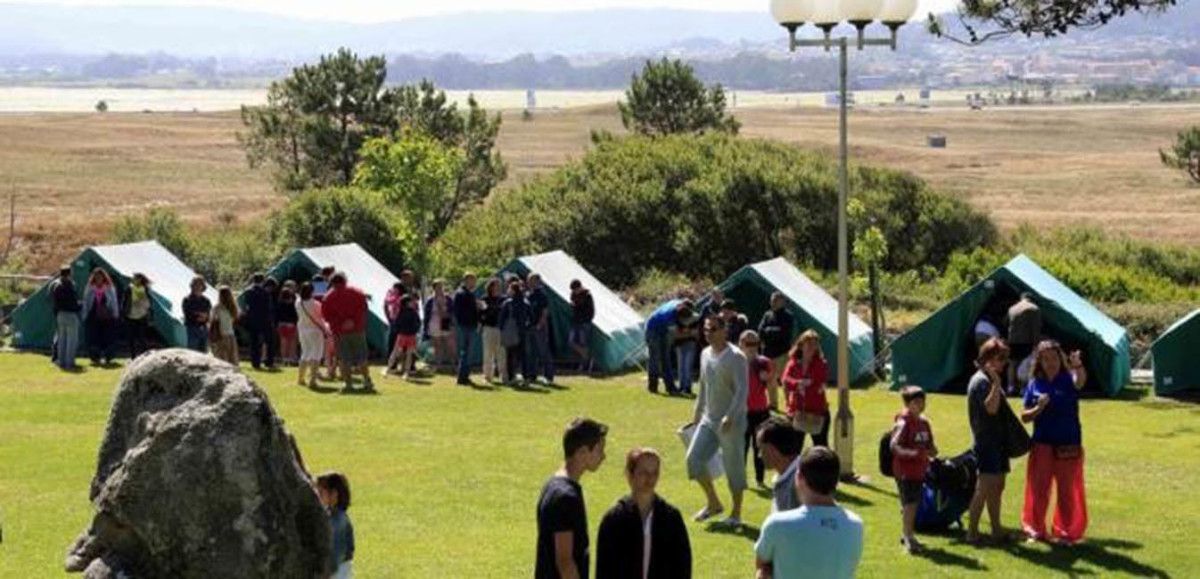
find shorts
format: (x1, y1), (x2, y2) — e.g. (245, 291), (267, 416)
(569, 323), (591, 348)
(897, 479), (924, 506)
(277, 324), (297, 339)
(394, 334), (418, 351)
(974, 444), (1011, 475)
(685, 421), (748, 493)
(336, 332), (369, 366)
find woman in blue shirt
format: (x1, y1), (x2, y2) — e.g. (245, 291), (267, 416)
(1020, 340), (1088, 545)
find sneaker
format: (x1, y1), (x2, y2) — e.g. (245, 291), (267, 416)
(901, 537), (924, 554)
(715, 516), (743, 529)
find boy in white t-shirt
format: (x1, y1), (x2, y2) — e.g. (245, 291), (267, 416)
(754, 447), (864, 579)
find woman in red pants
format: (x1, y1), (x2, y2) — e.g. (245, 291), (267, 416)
(1021, 340), (1088, 545)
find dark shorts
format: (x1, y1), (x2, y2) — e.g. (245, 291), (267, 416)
(975, 444), (1011, 475)
(336, 332), (369, 366)
(569, 323), (590, 348)
(897, 479), (924, 506)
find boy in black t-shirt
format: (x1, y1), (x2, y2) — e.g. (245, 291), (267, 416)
(536, 417), (608, 579)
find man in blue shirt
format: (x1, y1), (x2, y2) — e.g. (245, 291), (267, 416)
(644, 299), (694, 394)
(755, 447), (863, 579)
(756, 416), (802, 512)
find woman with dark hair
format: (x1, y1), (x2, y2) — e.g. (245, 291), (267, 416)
(81, 268), (119, 365)
(316, 472), (355, 579)
(498, 280), (533, 385)
(276, 283), (300, 366)
(780, 330), (830, 450)
(423, 279), (454, 370)
(596, 448), (692, 579)
(480, 277), (506, 383)
(125, 273), (153, 358)
(1021, 340), (1088, 545)
(967, 337), (1015, 545)
(296, 282), (329, 388)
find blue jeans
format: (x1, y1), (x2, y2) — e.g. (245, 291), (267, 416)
(530, 325), (554, 383)
(186, 325), (208, 353)
(676, 342), (697, 393)
(456, 325), (475, 383)
(646, 329), (674, 392)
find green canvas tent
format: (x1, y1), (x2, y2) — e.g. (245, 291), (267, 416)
(495, 250), (645, 372)
(250, 243), (398, 354)
(1151, 309), (1200, 396)
(11, 241), (217, 350)
(890, 254), (1131, 396)
(715, 257), (875, 384)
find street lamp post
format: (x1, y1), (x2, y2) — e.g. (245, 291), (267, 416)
(771, 0), (917, 479)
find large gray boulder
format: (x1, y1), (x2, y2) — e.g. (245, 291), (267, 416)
(65, 349), (331, 579)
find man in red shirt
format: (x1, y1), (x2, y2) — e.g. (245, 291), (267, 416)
(321, 272), (374, 392)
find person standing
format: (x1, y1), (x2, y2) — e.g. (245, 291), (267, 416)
(755, 447), (864, 579)
(644, 299), (694, 395)
(568, 280), (595, 374)
(595, 448), (692, 579)
(322, 272), (375, 393)
(536, 417), (608, 579)
(967, 337), (1016, 545)
(720, 300), (749, 346)
(739, 331), (774, 488)
(243, 273), (277, 371)
(182, 276), (212, 353)
(890, 386), (937, 554)
(315, 472), (355, 579)
(756, 417), (803, 513)
(1021, 341), (1088, 545)
(527, 273), (556, 386)
(49, 267), (81, 371)
(499, 280), (534, 385)
(684, 315), (749, 528)
(385, 295), (422, 381)
(296, 282), (329, 388)
(674, 308), (701, 396)
(80, 268), (119, 366)
(480, 278), (506, 383)
(384, 281), (404, 372)
(211, 285), (240, 366)
(781, 331), (831, 450)
(453, 273), (481, 386)
(276, 283), (300, 366)
(124, 273), (153, 359)
(1007, 293), (1042, 393)
(423, 280), (454, 370)
(757, 292), (794, 410)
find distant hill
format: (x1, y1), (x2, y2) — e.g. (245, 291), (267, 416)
(0, 1), (1191, 59)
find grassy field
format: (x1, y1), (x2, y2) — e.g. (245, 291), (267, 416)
(0, 352), (1195, 577)
(2, 103), (1198, 274)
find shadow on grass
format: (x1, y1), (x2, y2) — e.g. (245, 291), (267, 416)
(338, 387), (379, 396)
(845, 479), (898, 499)
(705, 522), (761, 542)
(748, 487), (773, 501)
(834, 489), (874, 507)
(1109, 387), (1152, 402)
(494, 381), (553, 395)
(307, 384), (341, 395)
(913, 546), (987, 571)
(1003, 537), (1168, 578)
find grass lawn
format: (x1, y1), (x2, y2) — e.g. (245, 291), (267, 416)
(0, 352), (1196, 577)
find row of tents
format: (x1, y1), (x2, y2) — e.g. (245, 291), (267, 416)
(7, 241), (1198, 397)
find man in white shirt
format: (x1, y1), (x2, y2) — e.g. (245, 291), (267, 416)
(683, 315), (749, 528)
(755, 447), (864, 579)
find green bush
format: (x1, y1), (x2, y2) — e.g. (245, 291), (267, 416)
(436, 134), (996, 287)
(111, 207), (193, 261)
(188, 224), (278, 287)
(622, 269), (712, 315)
(268, 187), (421, 275)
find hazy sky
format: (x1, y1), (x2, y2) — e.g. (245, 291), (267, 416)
(7, 0), (963, 23)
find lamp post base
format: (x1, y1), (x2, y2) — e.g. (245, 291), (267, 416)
(833, 405), (856, 478)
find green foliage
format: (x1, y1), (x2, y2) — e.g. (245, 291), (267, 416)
(622, 269), (711, 315)
(1160, 126), (1200, 183)
(354, 130), (464, 241)
(436, 134), (995, 287)
(111, 207), (192, 260)
(269, 187), (420, 275)
(618, 58), (740, 137)
(188, 224), (278, 288)
(932, 0), (1176, 44)
(239, 48), (398, 192)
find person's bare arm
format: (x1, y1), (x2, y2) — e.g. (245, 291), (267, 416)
(889, 421), (918, 458)
(554, 531), (580, 579)
(984, 371), (1003, 415)
(1069, 351), (1088, 391)
(1022, 395), (1048, 423)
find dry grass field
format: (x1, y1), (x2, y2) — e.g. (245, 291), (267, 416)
(1, 102), (1198, 274)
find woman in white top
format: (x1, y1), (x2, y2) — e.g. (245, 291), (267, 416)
(126, 273), (153, 358)
(295, 281), (329, 388)
(212, 285), (239, 366)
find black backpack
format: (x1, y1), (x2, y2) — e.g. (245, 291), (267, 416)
(878, 429), (895, 478)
